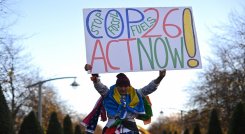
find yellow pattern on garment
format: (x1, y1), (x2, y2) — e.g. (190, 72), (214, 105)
(113, 86), (139, 108)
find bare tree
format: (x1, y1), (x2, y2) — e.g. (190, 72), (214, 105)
(0, 36), (40, 132)
(187, 9), (245, 131)
(1, 1), (80, 133)
(0, 37), (79, 133)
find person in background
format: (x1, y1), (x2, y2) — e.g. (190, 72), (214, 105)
(83, 64), (166, 134)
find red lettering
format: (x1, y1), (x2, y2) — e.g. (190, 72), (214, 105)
(163, 8), (182, 38)
(106, 40), (120, 70)
(142, 8), (161, 38)
(91, 40), (108, 72)
(119, 38), (136, 71)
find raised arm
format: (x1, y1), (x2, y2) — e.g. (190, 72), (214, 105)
(84, 64), (100, 82)
(84, 64), (109, 96)
(154, 69), (166, 84)
(138, 69), (166, 96)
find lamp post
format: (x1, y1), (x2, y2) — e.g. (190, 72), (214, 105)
(26, 76), (79, 126)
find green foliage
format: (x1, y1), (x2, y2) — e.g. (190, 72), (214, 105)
(228, 102), (245, 134)
(47, 112), (63, 134)
(207, 109), (222, 134)
(0, 85), (13, 134)
(74, 124), (82, 134)
(63, 115), (73, 134)
(193, 123), (201, 134)
(18, 111), (42, 134)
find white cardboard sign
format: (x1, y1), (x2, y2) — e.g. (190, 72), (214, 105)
(83, 7), (201, 73)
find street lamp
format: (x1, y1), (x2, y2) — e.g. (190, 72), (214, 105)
(26, 76), (79, 126)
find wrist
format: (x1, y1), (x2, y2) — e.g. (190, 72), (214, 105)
(90, 76), (99, 82)
(92, 74), (99, 77)
(91, 74), (99, 82)
(154, 76), (163, 84)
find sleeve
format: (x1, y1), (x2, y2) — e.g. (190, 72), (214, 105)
(137, 80), (159, 96)
(93, 79), (109, 97)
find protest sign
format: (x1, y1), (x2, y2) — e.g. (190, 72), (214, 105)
(83, 7), (201, 73)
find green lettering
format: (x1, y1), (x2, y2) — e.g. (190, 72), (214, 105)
(165, 37), (184, 68)
(137, 38), (154, 70)
(154, 37), (168, 68)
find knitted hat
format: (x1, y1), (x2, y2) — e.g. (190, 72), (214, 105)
(116, 73), (130, 87)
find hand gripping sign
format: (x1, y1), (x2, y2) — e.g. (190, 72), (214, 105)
(83, 7), (201, 74)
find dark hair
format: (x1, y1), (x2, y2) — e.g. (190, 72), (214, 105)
(116, 73), (130, 87)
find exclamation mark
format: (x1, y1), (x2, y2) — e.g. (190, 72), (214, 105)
(183, 8), (199, 68)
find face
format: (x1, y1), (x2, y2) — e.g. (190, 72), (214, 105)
(117, 86), (129, 95)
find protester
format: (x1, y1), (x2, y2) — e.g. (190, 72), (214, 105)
(82, 64), (166, 134)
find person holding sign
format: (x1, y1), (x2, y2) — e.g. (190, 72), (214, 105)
(82, 64), (166, 134)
